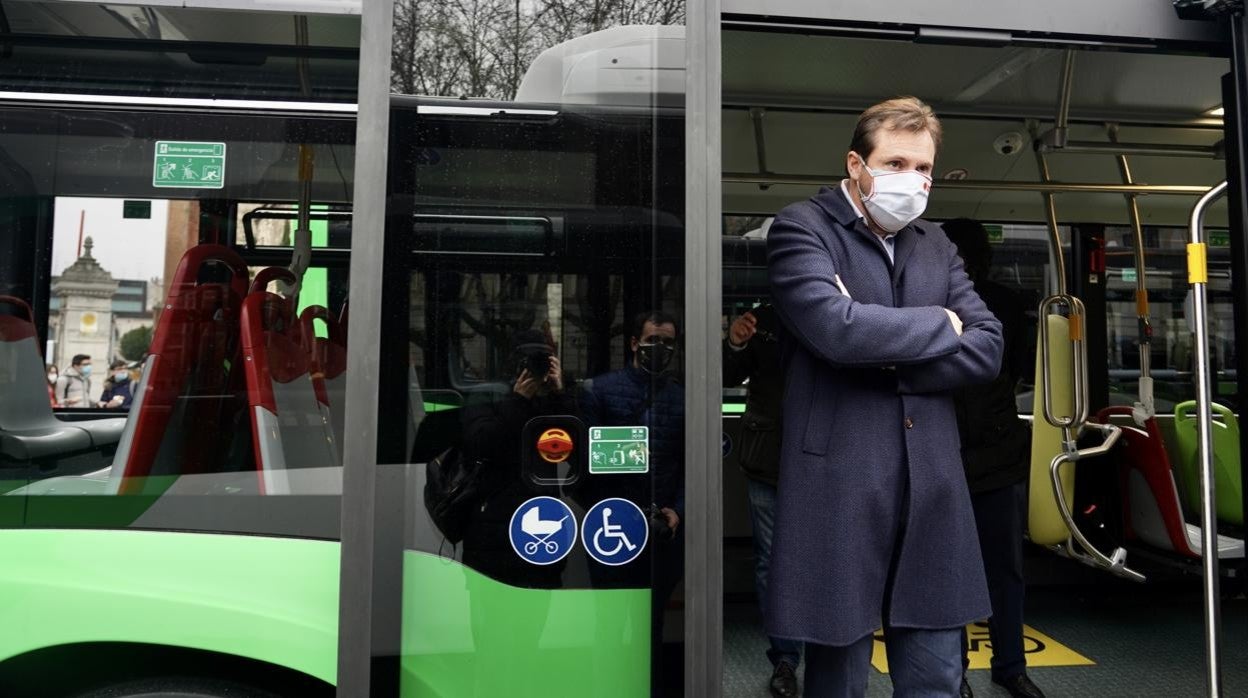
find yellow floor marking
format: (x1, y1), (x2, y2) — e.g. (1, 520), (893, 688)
(870, 622), (1095, 673)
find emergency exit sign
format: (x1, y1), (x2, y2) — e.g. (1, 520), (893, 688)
(985, 224), (1004, 244)
(589, 426), (649, 474)
(153, 141), (226, 189)
(1209, 231), (1230, 248)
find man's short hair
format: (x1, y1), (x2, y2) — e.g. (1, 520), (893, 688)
(631, 310), (679, 340)
(849, 97), (943, 159)
(942, 218), (993, 281)
(71, 354), (90, 366)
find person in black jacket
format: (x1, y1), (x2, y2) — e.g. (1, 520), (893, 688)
(724, 303), (800, 698)
(943, 218), (1045, 698)
(459, 329), (576, 589)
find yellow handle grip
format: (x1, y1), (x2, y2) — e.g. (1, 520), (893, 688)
(298, 144), (315, 182)
(1187, 242), (1208, 284)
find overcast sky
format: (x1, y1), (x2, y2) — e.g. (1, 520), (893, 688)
(51, 198), (170, 282)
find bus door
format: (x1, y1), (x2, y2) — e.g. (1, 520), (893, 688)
(373, 18), (689, 698)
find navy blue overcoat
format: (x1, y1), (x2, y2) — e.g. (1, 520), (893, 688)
(765, 186), (1002, 646)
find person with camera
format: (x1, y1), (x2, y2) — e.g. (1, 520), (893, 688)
(581, 310), (685, 695)
(459, 329), (576, 589)
(724, 302), (800, 697)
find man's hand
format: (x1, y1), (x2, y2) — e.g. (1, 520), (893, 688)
(546, 355), (564, 392)
(513, 369), (540, 399)
(728, 312), (757, 347)
(944, 308), (964, 336)
(661, 507), (680, 532)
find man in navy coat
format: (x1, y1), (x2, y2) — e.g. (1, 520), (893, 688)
(765, 97), (1003, 697)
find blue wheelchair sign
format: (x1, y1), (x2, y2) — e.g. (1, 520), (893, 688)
(581, 498), (649, 566)
(509, 496), (577, 565)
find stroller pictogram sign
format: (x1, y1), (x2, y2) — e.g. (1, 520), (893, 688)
(509, 496), (577, 565)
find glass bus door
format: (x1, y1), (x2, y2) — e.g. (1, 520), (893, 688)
(371, 3), (690, 695)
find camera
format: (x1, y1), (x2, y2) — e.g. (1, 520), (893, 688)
(521, 351), (552, 378)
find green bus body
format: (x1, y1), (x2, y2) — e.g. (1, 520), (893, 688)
(0, 529), (649, 696)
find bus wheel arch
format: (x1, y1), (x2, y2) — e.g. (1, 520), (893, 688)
(0, 642), (334, 698)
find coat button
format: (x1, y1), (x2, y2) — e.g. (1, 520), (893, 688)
(904, 417), (914, 429)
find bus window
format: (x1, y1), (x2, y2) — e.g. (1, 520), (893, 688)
(0, 104), (355, 526)
(1105, 224), (1238, 411)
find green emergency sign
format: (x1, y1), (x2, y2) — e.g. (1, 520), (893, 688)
(153, 141), (226, 189)
(589, 426), (649, 474)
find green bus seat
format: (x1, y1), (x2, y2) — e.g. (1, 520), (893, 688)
(1173, 401), (1243, 526)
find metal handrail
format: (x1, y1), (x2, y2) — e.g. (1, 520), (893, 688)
(1047, 422), (1144, 582)
(721, 172), (1213, 195)
(1030, 56), (1148, 581)
(1188, 180), (1228, 698)
(1111, 126), (1156, 423)
(1038, 294), (1087, 429)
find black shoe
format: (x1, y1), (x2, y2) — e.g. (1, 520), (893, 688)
(769, 660), (798, 698)
(994, 673), (1046, 698)
(960, 676), (974, 698)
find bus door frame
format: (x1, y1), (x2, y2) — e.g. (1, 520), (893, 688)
(335, 1), (726, 696)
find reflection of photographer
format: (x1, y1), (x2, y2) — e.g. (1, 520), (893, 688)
(459, 329), (576, 589)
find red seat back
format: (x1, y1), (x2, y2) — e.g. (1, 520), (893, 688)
(241, 272), (340, 494)
(0, 296), (56, 430)
(113, 246), (249, 494)
(1097, 406), (1197, 557)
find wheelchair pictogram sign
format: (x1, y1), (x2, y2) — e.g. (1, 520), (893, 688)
(509, 496), (577, 565)
(581, 498), (649, 566)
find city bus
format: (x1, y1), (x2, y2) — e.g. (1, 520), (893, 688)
(0, 1), (1245, 696)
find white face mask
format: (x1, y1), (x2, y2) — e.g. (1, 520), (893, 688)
(853, 153), (932, 233)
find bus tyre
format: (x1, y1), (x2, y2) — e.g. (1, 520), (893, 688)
(74, 677), (282, 698)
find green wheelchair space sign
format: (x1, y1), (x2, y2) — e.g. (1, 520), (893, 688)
(589, 426), (649, 474)
(153, 141), (226, 189)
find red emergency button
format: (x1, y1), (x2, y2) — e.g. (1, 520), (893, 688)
(537, 428), (574, 463)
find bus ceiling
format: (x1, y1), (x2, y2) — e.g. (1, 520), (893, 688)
(721, 0), (1227, 50)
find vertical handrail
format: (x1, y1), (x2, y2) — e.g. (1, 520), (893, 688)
(1188, 180), (1227, 698)
(1053, 48), (1076, 148)
(1036, 151), (1067, 295)
(1110, 125), (1154, 421)
(1035, 148), (1081, 431)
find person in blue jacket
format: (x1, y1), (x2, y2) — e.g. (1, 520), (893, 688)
(98, 360), (135, 410)
(765, 97), (1003, 697)
(581, 310), (685, 695)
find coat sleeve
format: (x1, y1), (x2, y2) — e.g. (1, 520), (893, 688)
(766, 215), (962, 367)
(896, 239), (1004, 394)
(722, 336), (756, 387)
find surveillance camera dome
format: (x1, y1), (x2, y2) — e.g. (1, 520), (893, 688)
(994, 131), (1025, 156)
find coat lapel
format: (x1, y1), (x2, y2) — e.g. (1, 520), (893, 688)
(890, 226), (917, 287)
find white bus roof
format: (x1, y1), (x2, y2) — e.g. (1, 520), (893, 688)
(517, 26), (685, 107)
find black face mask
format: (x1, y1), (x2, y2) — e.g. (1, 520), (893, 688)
(636, 342), (675, 375)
